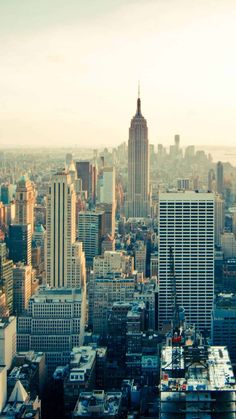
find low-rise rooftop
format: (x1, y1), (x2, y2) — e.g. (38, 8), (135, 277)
(73, 390), (122, 417)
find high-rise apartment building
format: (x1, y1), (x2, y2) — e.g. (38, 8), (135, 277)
(158, 191), (215, 332)
(125, 94), (150, 218)
(15, 175), (35, 232)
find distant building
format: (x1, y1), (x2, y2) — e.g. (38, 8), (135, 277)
(134, 241), (146, 277)
(76, 161), (96, 205)
(221, 232), (236, 259)
(215, 194), (225, 247)
(96, 203), (115, 238)
(208, 168), (216, 192)
(97, 166), (115, 205)
(216, 161), (224, 196)
(15, 175), (36, 232)
(1, 183), (15, 205)
(125, 94), (150, 218)
(176, 178), (190, 190)
(150, 252), (158, 277)
(33, 224), (46, 269)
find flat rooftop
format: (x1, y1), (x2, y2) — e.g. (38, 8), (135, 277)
(30, 286), (82, 303)
(73, 391), (122, 417)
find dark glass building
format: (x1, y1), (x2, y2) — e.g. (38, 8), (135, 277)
(8, 224), (32, 266)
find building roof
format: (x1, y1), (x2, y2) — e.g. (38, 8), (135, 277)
(8, 380), (28, 403)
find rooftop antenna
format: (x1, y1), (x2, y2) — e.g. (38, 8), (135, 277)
(137, 81), (141, 115)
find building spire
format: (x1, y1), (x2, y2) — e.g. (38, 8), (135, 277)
(136, 81), (141, 115)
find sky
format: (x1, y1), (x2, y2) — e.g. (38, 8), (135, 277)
(0, 0), (236, 148)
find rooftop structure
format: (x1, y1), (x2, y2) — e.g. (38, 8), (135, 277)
(72, 390), (122, 418)
(160, 343), (236, 417)
(63, 346), (97, 416)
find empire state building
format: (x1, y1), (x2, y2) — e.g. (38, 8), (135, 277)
(125, 94), (150, 218)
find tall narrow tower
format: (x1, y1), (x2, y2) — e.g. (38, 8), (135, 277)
(216, 161), (224, 196)
(46, 172), (76, 287)
(15, 175), (35, 232)
(125, 92), (150, 218)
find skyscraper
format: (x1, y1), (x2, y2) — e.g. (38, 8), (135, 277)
(78, 210), (105, 267)
(8, 224), (32, 266)
(76, 161), (96, 205)
(158, 191), (215, 332)
(97, 166), (115, 205)
(46, 172), (76, 287)
(216, 161), (224, 196)
(15, 175), (35, 232)
(13, 263), (32, 315)
(97, 166), (116, 238)
(125, 93), (150, 218)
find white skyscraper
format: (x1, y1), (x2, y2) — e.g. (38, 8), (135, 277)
(46, 172), (85, 288)
(98, 166), (115, 205)
(158, 191), (215, 332)
(125, 93), (150, 218)
(97, 166), (116, 238)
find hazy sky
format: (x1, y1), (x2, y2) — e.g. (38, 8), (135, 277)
(1, 0), (236, 148)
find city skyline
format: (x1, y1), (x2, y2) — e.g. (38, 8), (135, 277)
(1, 0), (236, 148)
